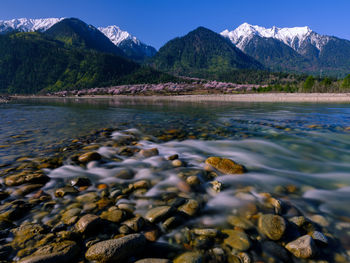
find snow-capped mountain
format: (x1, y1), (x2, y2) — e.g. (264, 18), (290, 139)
(98, 25), (157, 61)
(0, 18), (64, 33)
(221, 23), (331, 53)
(98, 25), (139, 46)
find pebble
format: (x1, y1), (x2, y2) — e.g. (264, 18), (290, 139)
(78, 151), (101, 163)
(205, 157), (246, 174)
(140, 148), (159, 158)
(145, 206), (173, 223)
(85, 234), (147, 262)
(227, 215), (254, 230)
(172, 159), (183, 167)
(178, 199), (199, 217)
(100, 209), (124, 223)
(258, 214), (286, 240)
(285, 235), (317, 259)
(75, 214), (101, 235)
(222, 229), (251, 251)
(174, 251), (203, 263)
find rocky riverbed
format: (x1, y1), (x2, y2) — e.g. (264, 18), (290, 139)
(0, 127), (349, 263)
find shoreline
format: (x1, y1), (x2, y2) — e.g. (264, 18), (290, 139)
(11, 93), (350, 103)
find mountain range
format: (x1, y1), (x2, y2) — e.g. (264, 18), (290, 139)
(221, 23), (350, 77)
(0, 17), (349, 94)
(0, 17), (156, 62)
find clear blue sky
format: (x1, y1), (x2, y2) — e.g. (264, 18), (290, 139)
(1, 0), (349, 49)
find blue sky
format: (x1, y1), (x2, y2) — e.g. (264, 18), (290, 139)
(1, 0), (349, 49)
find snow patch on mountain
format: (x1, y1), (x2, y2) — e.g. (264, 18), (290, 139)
(98, 25), (140, 46)
(0, 18), (64, 33)
(221, 23), (331, 52)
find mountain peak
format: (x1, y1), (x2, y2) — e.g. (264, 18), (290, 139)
(221, 23), (321, 51)
(98, 25), (139, 45)
(0, 17), (64, 33)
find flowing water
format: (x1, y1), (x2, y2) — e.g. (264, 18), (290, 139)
(1, 97), (350, 261)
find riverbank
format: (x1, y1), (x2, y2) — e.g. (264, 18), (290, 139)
(13, 93), (350, 103)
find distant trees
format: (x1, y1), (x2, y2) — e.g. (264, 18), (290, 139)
(341, 74), (350, 89)
(303, 76), (315, 92)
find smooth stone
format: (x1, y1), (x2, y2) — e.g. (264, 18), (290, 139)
(134, 259), (171, 263)
(178, 199), (199, 217)
(309, 214), (330, 227)
(140, 148), (159, 158)
(85, 234), (147, 262)
(172, 159), (183, 167)
(100, 209), (124, 223)
(114, 169), (135, 179)
(222, 229), (251, 251)
(75, 214), (101, 235)
(258, 214), (286, 241)
(285, 235), (317, 259)
(18, 241), (79, 263)
(78, 152), (101, 163)
(186, 175), (200, 186)
(55, 186), (78, 197)
(13, 184), (43, 196)
(61, 208), (81, 225)
(174, 251), (203, 263)
(145, 206), (172, 223)
(210, 181), (223, 192)
(289, 216), (307, 227)
(192, 228), (219, 237)
(205, 157), (246, 174)
(134, 180), (150, 189)
(5, 172), (49, 186)
(227, 215), (254, 230)
(76, 192), (98, 203)
(122, 216), (145, 232)
(167, 154), (178, 160)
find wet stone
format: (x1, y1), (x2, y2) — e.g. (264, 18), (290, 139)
(55, 186), (78, 197)
(76, 192), (99, 203)
(192, 228), (219, 237)
(75, 214), (101, 235)
(258, 214), (286, 241)
(140, 148), (159, 158)
(222, 229), (251, 251)
(122, 216), (145, 232)
(61, 208), (81, 225)
(174, 251), (203, 263)
(285, 235), (317, 259)
(100, 209), (124, 223)
(186, 175), (200, 186)
(134, 259), (171, 263)
(178, 199), (199, 217)
(85, 233), (147, 262)
(145, 206), (173, 223)
(205, 157), (246, 174)
(5, 172), (49, 186)
(227, 215), (254, 230)
(13, 184), (43, 196)
(114, 168), (135, 179)
(262, 241), (292, 263)
(78, 151), (101, 163)
(18, 240), (79, 263)
(310, 231), (328, 245)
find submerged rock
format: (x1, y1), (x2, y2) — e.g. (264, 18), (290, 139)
(285, 235), (317, 259)
(5, 172), (49, 186)
(178, 199), (199, 217)
(140, 148), (159, 158)
(258, 214), (286, 241)
(78, 152), (101, 163)
(222, 229), (251, 251)
(205, 157), (246, 174)
(174, 251), (203, 263)
(85, 233), (147, 262)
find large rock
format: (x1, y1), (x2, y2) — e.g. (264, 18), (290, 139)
(19, 241), (79, 263)
(285, 235), (317, 259)
(145, 206), (172, 223)
(258, 214), (286, 240)
(222, 229), (251, 251)
(85, 234), (147, 262)
(205, 157), (246, 174)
